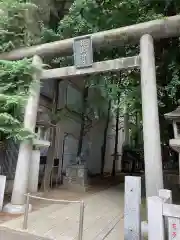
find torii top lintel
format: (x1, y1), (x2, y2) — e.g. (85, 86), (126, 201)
(0, 15), (180, 61)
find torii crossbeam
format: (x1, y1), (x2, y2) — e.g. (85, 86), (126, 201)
(0, 15), (180, 60)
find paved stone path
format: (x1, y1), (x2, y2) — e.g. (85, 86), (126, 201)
(0, 226), (51, 240)
(1, 185), (124, 239)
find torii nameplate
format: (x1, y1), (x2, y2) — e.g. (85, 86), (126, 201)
(73, 35), (93, 69)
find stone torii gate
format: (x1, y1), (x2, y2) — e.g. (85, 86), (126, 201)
(2, 15), (180, 213)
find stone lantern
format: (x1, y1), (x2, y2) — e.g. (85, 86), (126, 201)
(164, 101), (180, 180)
(164, 100), (180, 153)
(28, 108), (51, 193)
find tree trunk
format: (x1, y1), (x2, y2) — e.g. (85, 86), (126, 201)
(101, 100), (111, 175)
(41, 79), (59, 191)
(124, 105), (129, 146)
(111, 97), (120, 177)
(134, 112), (138, 148)
(76, 87), (88, 158)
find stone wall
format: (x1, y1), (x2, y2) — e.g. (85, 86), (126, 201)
(39, 79), (112, 177)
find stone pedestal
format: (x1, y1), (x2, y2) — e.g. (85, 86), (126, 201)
(3, 203), (32, 214)
(63, 164), (88, 192)
(28, 139), (50, 193)
(165, 101), (180, 186)
(169, 139), (180, 184)
(28, 150), (40, 193)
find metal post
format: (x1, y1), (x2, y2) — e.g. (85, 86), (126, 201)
(78, 201), (84, 240)
(23, 193), (30, 230)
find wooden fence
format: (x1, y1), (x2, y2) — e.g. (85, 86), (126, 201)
(148, 194), (180, 240)
(124, 176), (180, 239)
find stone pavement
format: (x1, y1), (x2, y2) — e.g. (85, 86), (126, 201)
(0, 226), (51, 240)
(1, 185), (124, 239)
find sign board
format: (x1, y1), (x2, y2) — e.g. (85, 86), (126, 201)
(168, 217), (180, 239)
(73, 36), (93, 69)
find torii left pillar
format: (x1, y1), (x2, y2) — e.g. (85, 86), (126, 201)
(3, 55), (43, 214)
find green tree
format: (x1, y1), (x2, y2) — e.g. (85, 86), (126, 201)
(0, 0), (40, 142)
(55, 0), (180, 144)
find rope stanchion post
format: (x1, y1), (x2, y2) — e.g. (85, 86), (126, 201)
(23, 193), (30, 230)
(78, 201), (85, 240)
(22, 193), (84, 239)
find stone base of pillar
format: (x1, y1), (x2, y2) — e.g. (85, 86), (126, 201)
(3, 203), (32, 214)
(141, 221), (148, 238)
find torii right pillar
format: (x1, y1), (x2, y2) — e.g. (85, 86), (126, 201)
(140, 34), (163, 198)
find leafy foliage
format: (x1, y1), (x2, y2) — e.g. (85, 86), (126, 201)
(2, 0), (180, 145)
(0, 58), (36, 141)
(55, 0), (180, 143)
(0, 0), (40, 141)
(56, 0), (162, 114)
